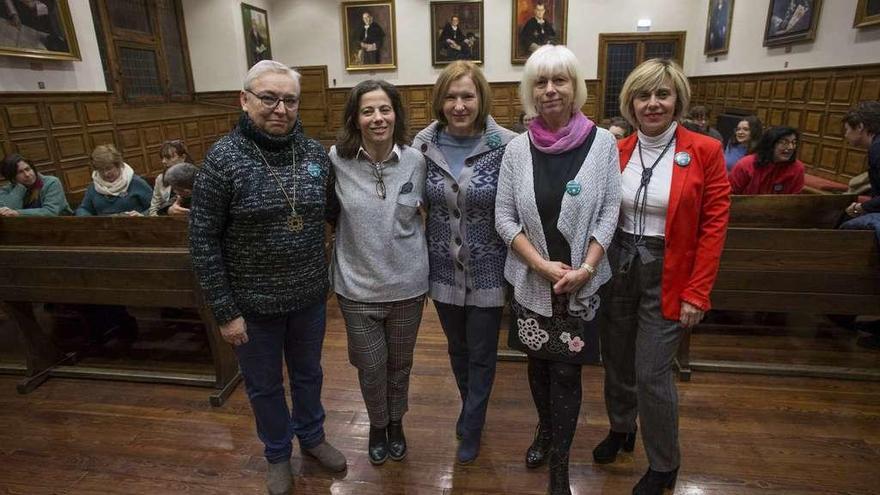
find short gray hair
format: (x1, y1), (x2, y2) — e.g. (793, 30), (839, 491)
(243, 60), (301, 91)
(163, 162), (198, 190)
(519, 45), (588, 118)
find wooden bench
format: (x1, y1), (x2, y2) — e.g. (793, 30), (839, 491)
(676, 194), (880, 381)
(0, 216), (241, 405)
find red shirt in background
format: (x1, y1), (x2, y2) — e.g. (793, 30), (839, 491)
(728, 154), (805, 195)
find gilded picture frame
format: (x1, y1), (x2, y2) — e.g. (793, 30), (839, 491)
(853, 0), (880, 28)
(430, 1), (483, 67)
(241, 3), (272, 69)
(342, 0), (397, 71)
(511, 0), (567, 65)
(0, 0), (80, 61)
(763, 0), (823, 47)
(704, 0), (734, 56)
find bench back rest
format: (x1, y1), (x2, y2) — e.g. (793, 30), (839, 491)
(729, 194), (856, 229)
(0, 217), (198, 307)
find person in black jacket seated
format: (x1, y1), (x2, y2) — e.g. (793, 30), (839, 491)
(437, 14), (471, 61)
(189, 60), (346, 495)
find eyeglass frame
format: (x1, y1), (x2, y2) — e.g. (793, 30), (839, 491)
(371, 163), (386, 199)
(245, 89), (300, 111)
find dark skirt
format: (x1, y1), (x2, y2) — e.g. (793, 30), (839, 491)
(508, 292), (601, 365)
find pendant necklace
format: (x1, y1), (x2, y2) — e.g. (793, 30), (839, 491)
(252, 142), (303, 232)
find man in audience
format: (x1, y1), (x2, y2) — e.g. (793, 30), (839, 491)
(607, 116), (632, 140)
(189, 60), (345, 495)
(688, 105), (723, 141)
(840, 101), (880, 245)
(158, 162), (196, 216)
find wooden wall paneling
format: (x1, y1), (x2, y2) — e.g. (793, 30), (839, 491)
(62, 165), (93, 193)
(831, 77), (856, 104)
(803, 110), (824, 136)
(54, 133), (89, 162)
(48, 103), (81, 128)
(769, 107), (785, 127)
(741, 80), (757, 100)
(5, 104), (43, 132)
(808, 78), (829, 105)
(844, 149), (867, 175)
(790, 78), (808, 102)
(297, 66), (329, 139)
(758, 80), (773, 101)
(818, 144), (842, 174)
(163, 122), (183, 141)
(859, 76), (880, 101)
(824, 111), (845, 139)
(772, 79), (789, 101)
(83, 101), (113, 125)
(184, 122), (199, 140)
(787, 109), (803, 130)
(14, 138), (53, 165)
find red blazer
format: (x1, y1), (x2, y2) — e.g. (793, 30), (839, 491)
(618, 125), (731, 321)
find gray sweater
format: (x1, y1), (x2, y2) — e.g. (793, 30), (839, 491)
(329, 144), (429, 303)
(495, 127), (621, 317)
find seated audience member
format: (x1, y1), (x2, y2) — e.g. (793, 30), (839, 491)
(840, 101), (880, 245)
(688, 105), (723, 141)
(510, 111), (535, 133)
(729, 126), (805, 195)
(0, 153), (72, 216)
(724, 115), (762, 172)
(607, 116), (632, 140)
(160, 162), (197, 216)
(76, 144), (152, 216)
(149, 140), (193, 216)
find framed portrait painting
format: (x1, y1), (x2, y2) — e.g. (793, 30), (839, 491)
(0, 0), (80, 61)
(763, 0), (822, 47)
(704, 0), (734, 56)
(241, 3), (271, 69)
(853, 0), (880, 28)
(430, 1), (483, 66)
(511, 0), (567, 64)
(342, 0), (397, 71)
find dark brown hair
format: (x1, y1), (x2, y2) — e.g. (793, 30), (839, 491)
(1, 153), (25, 182)
(335, 80), (409, 159)
(159, 140), (194, 164)
(842, 101), (880, 136)
(756, 126), (799, 166)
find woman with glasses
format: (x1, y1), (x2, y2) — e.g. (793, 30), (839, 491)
(328, 79), (429, 465)
(728, 126), (804, 194)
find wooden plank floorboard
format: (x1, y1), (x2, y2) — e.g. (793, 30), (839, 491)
(1, 300), (879, 494)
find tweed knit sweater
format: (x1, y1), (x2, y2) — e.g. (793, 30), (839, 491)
(413, 117), (517, 307)
(495, 127), (621, 318)
(189, 114), (337, 325)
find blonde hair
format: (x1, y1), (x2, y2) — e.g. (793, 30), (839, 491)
(519, 45), (588, 118)
(431, 61), (492, 132)
(91, 144), (123, 170)
(618, 58), (690, 128)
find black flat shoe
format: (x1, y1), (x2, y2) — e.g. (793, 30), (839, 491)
(632, 467), (678, 495)
(368, 426), (388, 465)
(387, 420), (407, 461)
(592, 427), (637, 464)
(525, 423), (552, 469)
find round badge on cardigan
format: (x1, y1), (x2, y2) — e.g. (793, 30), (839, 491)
(674, 152), (691, 167)
(307, 162), (322, 177)
(566, 180), (582, 196)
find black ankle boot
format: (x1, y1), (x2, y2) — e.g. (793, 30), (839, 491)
(525, 423), (552, 468)
(387, 420), (407, 461)
(368, 426), (388, 465)
(548, 449), (571, 495)
(592, 427), (637, 464)
(632, 467), (678, 495)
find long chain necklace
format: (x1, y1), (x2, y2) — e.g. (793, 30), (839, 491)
(251, 142), (303, 232)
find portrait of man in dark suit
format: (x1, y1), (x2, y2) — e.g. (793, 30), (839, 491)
(342, 2), (396, 70)
(511, 0), (566, 64)
(355, 10), (385, 65)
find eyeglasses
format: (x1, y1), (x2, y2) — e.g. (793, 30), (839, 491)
(371, 163), (386, 199)
(245, 89), (299, 110)
(777, 139), (798, 147)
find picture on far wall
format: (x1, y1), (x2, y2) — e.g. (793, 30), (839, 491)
(763, 0), (822, 47)
(241, 3), (272, 69)
(430, 1), (483, 66)
(511, 0), (567, 65)
(853, 0), (880, 28)
(704, 0), (734, 56)
(0, 0), (80, 61)
(342, 0), (397, 71)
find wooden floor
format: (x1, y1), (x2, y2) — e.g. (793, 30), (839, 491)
(1, 300), (879, 494)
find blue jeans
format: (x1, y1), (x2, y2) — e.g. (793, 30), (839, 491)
(236, 302), (327, 463)
(840, 212), (880, 245)
(433, 302), (502, 434)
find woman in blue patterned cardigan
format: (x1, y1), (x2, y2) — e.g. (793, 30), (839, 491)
(413, 61), (517, 465)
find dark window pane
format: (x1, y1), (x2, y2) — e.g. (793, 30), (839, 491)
(157, 0), (188, 96)
(106, 0), (152, 34)
(119, 47), (162, 99)
(645, 41), (676, 61)
(604, 43), (637, 119)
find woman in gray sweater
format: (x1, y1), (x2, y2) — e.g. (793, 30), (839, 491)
(495, 45), (620, 495)
(329, 79), (429, 466)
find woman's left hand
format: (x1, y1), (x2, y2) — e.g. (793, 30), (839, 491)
(679, 301), (705, 328)
(0, 207), (20, 217)
(553, 268), (591, 295)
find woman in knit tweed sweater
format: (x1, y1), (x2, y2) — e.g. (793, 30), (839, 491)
(413, 61), (517, 466)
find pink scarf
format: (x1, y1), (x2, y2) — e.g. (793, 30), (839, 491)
(528, 112), (595, 154)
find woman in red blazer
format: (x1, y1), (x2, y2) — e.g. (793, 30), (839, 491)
(594, 59), (730, 495)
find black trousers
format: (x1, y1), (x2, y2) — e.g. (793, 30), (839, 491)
(528, 356), (582, 453)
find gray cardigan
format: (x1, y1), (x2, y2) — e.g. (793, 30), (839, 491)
(495, 127), (621, 317)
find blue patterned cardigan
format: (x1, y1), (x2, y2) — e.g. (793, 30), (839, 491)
(413, 117), (518, 308)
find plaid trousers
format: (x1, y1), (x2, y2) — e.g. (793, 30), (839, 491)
(337, 294), (426, 427)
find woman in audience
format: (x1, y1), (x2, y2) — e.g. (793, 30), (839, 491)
(723, 115), (762, 171)
(729, 126), (805, 195)
(329, 79), (429, 466)
(149, 140), (193, 216)
(595, 59), (730, 495)
(413, 61), (517, 465)
(0, 153), (72, 216)
(495, 45), (620, 495)
(76, 144), (152, 216)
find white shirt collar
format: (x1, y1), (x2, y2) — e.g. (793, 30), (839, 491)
(357, 144), (401, 165)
